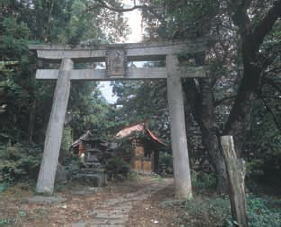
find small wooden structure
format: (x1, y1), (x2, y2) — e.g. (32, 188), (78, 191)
(70, 130), (112, 166)
(70, 131), (111, 187)
(115, 122), (165, 174)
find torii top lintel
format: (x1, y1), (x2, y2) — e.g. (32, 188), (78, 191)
(29, 39), (207, 80)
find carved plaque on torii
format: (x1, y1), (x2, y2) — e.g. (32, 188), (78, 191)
(106, 48), (127, 77)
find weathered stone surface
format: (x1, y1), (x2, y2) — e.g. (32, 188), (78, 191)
(36, 58), (73, 194)
(71, 179), (172, 227)
(167, 55), (192, 199)
(106, 48), (126, 77)
(71, 187), (101, 196)
(29, 39), (207, 60)
(26, 195), (67, 204)
(55, 163), (68, 183)
(72, 173), (107, 187)
(71, 221), (89, 227)
(36, 66), (206, 80)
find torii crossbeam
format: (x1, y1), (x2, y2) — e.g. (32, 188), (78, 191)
(29, 39), (207, 199)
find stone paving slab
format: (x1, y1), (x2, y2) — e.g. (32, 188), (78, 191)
(72, 179), (172, 227)
(25, 195), (67, 204)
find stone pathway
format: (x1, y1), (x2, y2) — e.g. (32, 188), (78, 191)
(72, 179), (172, 227)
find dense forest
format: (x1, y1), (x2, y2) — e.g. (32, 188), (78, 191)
(1, 0), (281, 226)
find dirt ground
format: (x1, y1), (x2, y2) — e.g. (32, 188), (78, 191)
(127, 184), (183, 227)
(0, 176), (184, 227)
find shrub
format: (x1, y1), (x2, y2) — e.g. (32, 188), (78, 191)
(181, 195), (281, 226)
(247, 195), (281, 227)
(159, 152), (173, 175)
(0, 143), (42, 184)
(105, 156), (130, 180)
(183, 196), (231, 226)
(191, 170), (216, 191)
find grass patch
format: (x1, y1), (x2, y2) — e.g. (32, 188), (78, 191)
(0, 183), (8, 193)
(160, 192), (281, 227)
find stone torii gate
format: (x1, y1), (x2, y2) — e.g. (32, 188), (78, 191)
(29, 40), (206, 199)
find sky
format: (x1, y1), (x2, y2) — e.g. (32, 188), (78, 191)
(98, 1), (143, 104)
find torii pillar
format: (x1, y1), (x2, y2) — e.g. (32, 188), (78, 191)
(36, 58), (73, 193)
(167, 55), (192, 199)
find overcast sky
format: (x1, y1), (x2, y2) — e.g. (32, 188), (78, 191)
(99, 1), (143, 104)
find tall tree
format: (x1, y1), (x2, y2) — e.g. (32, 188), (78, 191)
(0, 0), (129, 183)
(95, 0), (281, 193)
(223, 0), (281, 152)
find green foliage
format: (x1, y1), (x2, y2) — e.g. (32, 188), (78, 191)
(181, 195), (281, 227)
(0, 144), (42, 183)
(0, 183), (8, 193)
(0, 0), (129, 185)
(1, 17), (30, 56)
(69, 81), (118, 139)
(182, 196), (231, 226)
(191, 171), (216, 191)
(245, 97), (281, 186)
(247, 196), (281, 227)
(159, 152), (173, 175)
(142, 0), (219, 39)
(60, 126), (73, 164)
(105, 156), (130, 180)
(61, 127), (73, 153)
(112, 79), (170, 144)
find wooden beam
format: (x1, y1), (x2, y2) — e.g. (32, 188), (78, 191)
(36, 66), (206, 80)
(29, 39), (207, 60)
(221, 136), (248, 227)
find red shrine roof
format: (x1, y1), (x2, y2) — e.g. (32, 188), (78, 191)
(115, 122), (166, 146)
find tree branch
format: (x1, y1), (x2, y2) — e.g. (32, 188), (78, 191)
(263, 77), (281, 94)
(88, 0), (165, 23)
(214, 95), (236, 107)
(227, 0), (252, 35)
(261, 95), (281, 100)
(95, 0), (149, 12)
(260, 96), (281, 132)
(252, 0), (281, 49)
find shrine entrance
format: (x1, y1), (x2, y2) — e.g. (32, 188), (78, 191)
(29, 40), (206, 199)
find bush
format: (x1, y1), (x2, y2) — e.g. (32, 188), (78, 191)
(0, 143), (42, 184)
(105, 156), (130, 180)
(183, 196), (231, 226)
(247, 196), (281, 227)
(191, 170), (216, 191)
(181, 194), (281, 227)
(159, 152), (173, 175)
(182, 170), (280, 226)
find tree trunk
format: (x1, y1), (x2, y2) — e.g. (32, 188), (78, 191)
(224, 60), (262, 155)
(201, 128), (228, 193)
(224, 0), (281, 155)
(183, 78), (228, 193)
(198, 78), (228, 193)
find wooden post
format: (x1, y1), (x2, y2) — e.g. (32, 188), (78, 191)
(36, 58), (73, 194)
(221, 136), (248, 227)
(166, 55), (192, 199)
